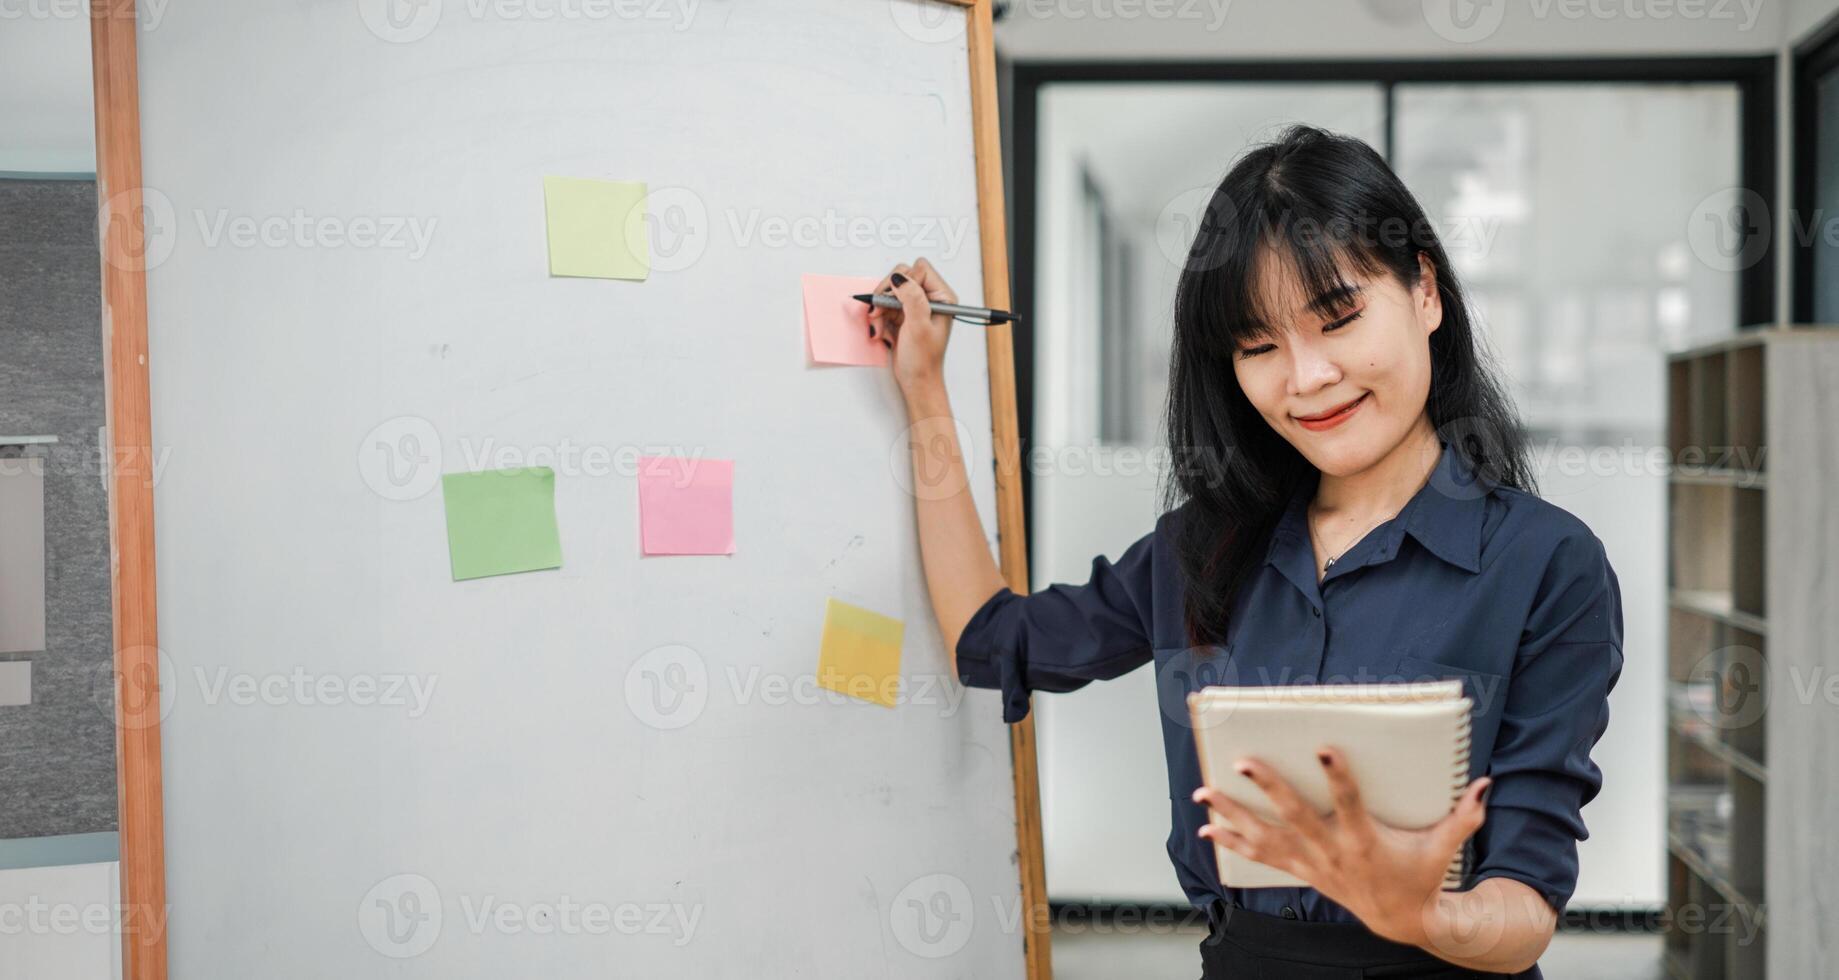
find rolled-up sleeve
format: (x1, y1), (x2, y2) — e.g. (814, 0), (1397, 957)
(954, 525), (1159, 724)
(1471, 529), (1625, 912)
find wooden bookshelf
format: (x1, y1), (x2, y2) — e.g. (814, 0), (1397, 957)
(1663, 326), (1839, 980)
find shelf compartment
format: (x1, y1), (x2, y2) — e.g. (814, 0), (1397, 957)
(1726, 342), (1765, 475)
(1669, 482), (1732, 596)
(1670, 736), (1730, 794)
(1688, 352), (1728, 462)
(1667, 607), (1720, 684)
(1669, 468), (1766, 489)
(1668, 359), (1693, 461)
(1730, 487), (1764, 621)
(1669, 708), (1766, 783)
(1726, 923), (1766, 980)
(1720, 628), (1767, 766)
(1669, 590), (1768, 637)
(1726, 768), (1765, 902)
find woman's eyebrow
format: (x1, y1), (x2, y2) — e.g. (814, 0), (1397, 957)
(1303, 282), (1364, 316)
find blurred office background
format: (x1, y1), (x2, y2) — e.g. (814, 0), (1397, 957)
(994, 1), (1839, 977)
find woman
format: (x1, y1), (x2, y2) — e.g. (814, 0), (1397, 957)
(868, 125), (1622, 978)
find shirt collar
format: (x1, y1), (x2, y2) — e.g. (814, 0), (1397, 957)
(1264, 437), (1489, 578)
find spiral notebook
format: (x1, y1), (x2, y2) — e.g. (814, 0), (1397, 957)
(1187, 680), (1473, 889)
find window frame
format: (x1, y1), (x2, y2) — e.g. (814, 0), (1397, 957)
(1010, 56), (1778, 550)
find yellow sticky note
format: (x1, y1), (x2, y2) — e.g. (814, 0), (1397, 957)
(543, 175), (649, 280)
(816, 598), (904, 708)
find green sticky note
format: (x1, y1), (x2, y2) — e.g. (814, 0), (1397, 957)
(441, 467), (563, 581)
(543, 175), (650, 280)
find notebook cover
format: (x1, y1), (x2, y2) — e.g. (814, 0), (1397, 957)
(1186, 681), (1472, 889)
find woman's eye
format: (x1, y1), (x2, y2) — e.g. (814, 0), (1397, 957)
(1237, 344), (1274, 360)
(1324, 310), (1364, 332)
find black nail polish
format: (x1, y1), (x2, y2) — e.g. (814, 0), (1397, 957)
(890, 272), (907, 286)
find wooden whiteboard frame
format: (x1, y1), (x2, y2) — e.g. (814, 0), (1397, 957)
(90, 2), (1049, 978)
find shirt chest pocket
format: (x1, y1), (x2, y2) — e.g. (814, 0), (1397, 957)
(1392, 655), (1508, 780)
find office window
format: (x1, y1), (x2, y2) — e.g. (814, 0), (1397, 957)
(1394, 84), (1742, 439)
(1801, 38), (1839, 321)
(0, 451), (47, 660)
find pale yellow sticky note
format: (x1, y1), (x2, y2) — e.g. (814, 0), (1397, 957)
(816, 598), (904, 708)
(542, 176), (649, 280)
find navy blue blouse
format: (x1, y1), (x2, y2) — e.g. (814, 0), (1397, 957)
(955, 438), (1623, 923)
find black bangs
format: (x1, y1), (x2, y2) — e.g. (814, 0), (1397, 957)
(1160, 124), (1535, 649)
(1181, 180), (1398, 362)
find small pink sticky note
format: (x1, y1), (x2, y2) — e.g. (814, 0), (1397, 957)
(802, 274), (887, 366)
(637, 456), (734, 555)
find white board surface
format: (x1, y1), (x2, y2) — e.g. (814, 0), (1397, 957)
(136, 2), (1023, 976)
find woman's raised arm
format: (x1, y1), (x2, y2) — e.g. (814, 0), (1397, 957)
(870, 258), (1007, 666)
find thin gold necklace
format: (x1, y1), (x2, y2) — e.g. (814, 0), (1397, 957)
(1311, 508), (1392, 569)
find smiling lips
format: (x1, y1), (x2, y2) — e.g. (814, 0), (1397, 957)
(1294, 392), (1369, 431)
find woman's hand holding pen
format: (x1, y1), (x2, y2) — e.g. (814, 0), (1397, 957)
(869, 257), (959, 400)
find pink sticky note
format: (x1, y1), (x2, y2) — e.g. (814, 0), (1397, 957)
(802, 274), (887, 366)
(637, 456), (734, 555)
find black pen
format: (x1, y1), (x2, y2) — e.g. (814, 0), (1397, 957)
(852, 293), (1021, 324)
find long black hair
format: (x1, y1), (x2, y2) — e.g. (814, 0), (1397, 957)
(1162, 124), (1535, 647)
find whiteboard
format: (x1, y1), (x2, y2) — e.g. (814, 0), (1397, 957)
(136, 2), (1023, 976)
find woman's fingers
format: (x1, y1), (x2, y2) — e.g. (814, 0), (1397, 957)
(908, 256), (959, 306)
(1190, 785), (1259, 834)
(1192, 787), (1300, 876)
(1199, 825), (1263, 866)
(1190, 784), (1305, 863)
(1434, 777), (1491, 856)
(887, 271), (934, 340)
(1235, 758), (1328, 845)
(873, 259), (958, 386)
(1317, 746), (1376, 843)
(888, 269), (925, 304)
(868, 263), (913, 339)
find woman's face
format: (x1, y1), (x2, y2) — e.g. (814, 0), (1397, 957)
(1231, 250), (1442, 478)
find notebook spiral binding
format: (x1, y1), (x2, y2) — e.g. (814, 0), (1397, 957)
(1443, 701), (1474, 890)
